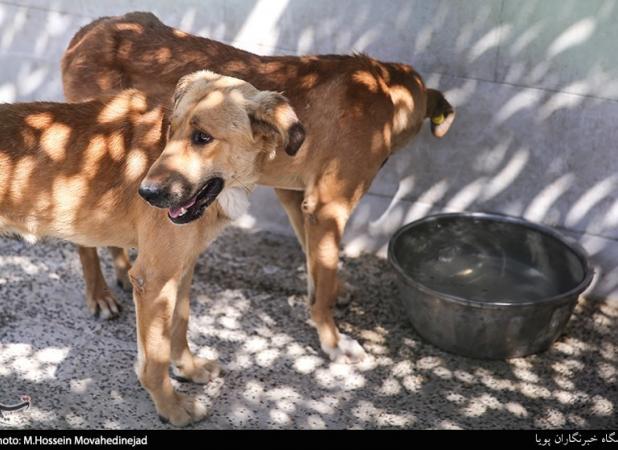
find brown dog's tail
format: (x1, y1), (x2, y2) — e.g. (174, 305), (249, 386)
(426, 88), (455, 138)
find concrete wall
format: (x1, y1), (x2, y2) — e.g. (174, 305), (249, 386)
(1, 0), (617, 298)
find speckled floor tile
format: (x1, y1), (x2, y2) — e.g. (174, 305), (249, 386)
(0, 227), (616, 429)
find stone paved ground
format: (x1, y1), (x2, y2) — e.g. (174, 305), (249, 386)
(0, 227), (616, 429)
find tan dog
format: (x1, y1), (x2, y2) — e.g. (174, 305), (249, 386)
(0, 70), (304, 425)
(61, 11), (454, 362)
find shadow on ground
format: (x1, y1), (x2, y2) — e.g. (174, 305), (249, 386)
(0, 226), (616, 429)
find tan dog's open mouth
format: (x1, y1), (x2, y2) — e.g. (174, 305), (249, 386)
(168, 177), (224, 224)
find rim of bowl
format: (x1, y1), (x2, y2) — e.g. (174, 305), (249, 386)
(387, 212), (595, 308)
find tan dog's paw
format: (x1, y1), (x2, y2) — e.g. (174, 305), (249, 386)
(157, 393), (208, 427)
(86, 289), (121, 320)
(322, 333), (367, 364)
(171, 357), (221, 384)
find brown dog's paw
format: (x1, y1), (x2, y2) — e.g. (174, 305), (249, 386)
(171, 357), (221, 384)
(336, 280), (356, 308)
(156, 393), (208, 427)
(115, 269), (132, 291)
(86, 289), (121, 320)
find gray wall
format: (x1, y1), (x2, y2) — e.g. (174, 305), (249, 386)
(1, 0), (617, 298)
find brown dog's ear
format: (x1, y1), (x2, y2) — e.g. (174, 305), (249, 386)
(426, 88), (455, 138)
(249, 91), (305, 156)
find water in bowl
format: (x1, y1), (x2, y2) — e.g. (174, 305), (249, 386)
(408, 251), (559, 303)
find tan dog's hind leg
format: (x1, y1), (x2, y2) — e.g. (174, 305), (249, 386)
(170, 262), (220, 384)
(130, 253), (206, 427)
(110, 247), (132, 291)
(275, 188), (307, 252)
(304, 193), (367, 363)
(78, 246), (121, 319)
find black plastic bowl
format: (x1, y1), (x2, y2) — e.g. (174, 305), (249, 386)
(388, 213), (594, 359)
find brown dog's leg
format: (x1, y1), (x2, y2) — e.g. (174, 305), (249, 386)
(276, 188), (356, 307)
(275, 188), (307, 252)
(170, 260), (220, 384)
(130, 256), (207, 426)
(78, 246), (121, 319)
(303, 190), (367, 363)
(110, 247), (132, 290)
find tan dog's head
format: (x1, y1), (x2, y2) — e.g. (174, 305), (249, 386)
(139, 70), (305, 224)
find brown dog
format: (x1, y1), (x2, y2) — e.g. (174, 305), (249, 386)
(61, 11), (455, 362)
(0, 70), (304, 425)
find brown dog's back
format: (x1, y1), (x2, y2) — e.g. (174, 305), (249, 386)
(62, 12), (454, 158)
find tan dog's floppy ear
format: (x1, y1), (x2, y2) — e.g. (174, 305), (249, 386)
(249, 91), (305, 156)
(426, 88), (455, 138)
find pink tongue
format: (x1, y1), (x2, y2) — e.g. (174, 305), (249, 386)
(168, 195), (197, 218)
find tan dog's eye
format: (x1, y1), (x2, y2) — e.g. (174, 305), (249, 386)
(191, 130), (213, 146)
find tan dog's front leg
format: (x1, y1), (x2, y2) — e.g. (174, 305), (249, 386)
(78, 246), (121, 319)
(304, 199), (367, 363)
(170, 261), (220, 384)
(129, 258), (207, 426)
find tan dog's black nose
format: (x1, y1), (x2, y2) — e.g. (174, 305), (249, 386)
(139, 182), (168, 207)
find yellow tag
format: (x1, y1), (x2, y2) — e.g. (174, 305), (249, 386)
(431, 114), (445, 125)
